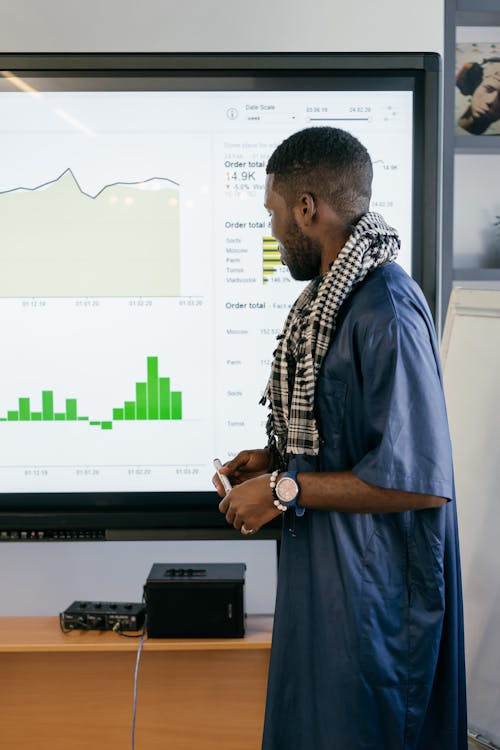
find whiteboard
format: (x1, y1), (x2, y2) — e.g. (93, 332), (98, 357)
(442, 287), (500, 748)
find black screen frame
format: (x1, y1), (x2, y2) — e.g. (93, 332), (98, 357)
(0, 52), (440, 540)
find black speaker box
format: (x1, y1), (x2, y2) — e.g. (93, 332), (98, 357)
(144, 563), (246, 638)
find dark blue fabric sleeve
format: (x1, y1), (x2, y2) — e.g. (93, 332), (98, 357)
(352, 315), (454, 500)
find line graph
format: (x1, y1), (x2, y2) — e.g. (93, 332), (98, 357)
(0, 167), (181, 199)
(0, 169), (181, 297)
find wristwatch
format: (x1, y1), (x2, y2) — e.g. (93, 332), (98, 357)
(274, 471), (305, 517)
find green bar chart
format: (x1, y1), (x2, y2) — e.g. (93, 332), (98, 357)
(0, 356), (183, 430)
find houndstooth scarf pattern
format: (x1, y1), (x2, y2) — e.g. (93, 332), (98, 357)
(261, 212), (400, 469)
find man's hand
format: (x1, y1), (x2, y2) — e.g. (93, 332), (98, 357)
(218, 472), (282, 534)
(212, 448), (270, 497)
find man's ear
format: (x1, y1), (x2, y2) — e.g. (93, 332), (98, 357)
(293, 192), (316, 227)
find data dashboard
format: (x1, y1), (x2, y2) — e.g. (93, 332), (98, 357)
(0, 86), (413, 493)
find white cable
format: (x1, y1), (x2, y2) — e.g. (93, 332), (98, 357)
(131, 627), (146, 750)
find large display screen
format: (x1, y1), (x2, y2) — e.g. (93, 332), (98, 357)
(0, 54), (439, 535)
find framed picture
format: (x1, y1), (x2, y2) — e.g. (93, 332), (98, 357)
(455, 43), (500, 135)
(454, 154), (500, 269)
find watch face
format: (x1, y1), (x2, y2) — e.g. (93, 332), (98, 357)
(276, 477), (299, 503)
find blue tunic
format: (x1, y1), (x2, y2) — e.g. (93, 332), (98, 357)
(262, 263), (467, 750)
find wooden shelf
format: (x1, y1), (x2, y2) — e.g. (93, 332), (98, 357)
(0, 615), (273, 750)
(0, 614), (273, 653)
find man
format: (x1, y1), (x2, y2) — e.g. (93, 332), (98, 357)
(213, 127), (467, 749)
(456, 57), (500, 134)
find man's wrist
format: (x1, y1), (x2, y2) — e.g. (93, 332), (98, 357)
(270, 470), (305, 516)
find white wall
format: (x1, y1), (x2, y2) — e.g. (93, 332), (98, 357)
(0, 539), (277, 615)
(0, 0), (443, 54)
(0, 0), (444, 617)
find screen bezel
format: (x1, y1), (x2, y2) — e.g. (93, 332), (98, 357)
(0, 52), (440, 539)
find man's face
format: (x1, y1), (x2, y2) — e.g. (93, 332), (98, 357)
(264, 174), (322, 281)
(471, 63), (500, 119)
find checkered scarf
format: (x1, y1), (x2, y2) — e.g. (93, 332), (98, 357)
(261, 212), (400, 469)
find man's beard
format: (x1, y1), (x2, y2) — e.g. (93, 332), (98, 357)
(279, 218), (323, 281)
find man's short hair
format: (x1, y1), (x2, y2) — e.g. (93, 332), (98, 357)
(266, 127), (373, 222)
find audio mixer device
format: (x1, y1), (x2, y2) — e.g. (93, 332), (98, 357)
(60, 601), (146, 631)
(144, 563), (246, 638)
(59, 563), (246, 637)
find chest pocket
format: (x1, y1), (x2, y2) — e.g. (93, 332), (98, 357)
(315, 377), (347, 444)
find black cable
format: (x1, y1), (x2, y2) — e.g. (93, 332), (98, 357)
(116, 630), (145, 638)
(113, 623), (145, 638)
(59, 613), (73, 634)
(59, 612), (90, 634)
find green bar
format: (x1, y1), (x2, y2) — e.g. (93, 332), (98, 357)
(159, 377), (171, 420)
(31, 413), (42, 421)
(147, 356), (159, 420)
(54, 413), (65, 421)
(66, 399), (77, 421)
(7, 411), (19, 421)
(124, 401), (135, 420)
(171, 391), (182, 420)
(113, 408), (124, 420)
(89, 421), (101, 426)
(78, 416), (89, 421)
(136, 382), (147, 420)
(101, 422), (112, 430)
(42, 391), (54, 421)
(19, 398), (30, 421)
(0, 418), (6, 421)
